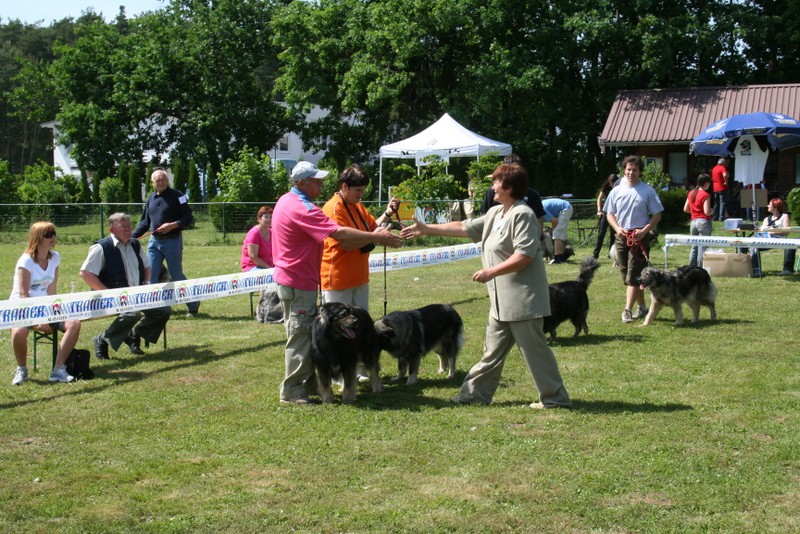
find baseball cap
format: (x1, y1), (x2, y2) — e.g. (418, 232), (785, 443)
(291, 161), (329, 182)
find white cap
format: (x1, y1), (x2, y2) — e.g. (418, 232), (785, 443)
(291, 161), (329, 182)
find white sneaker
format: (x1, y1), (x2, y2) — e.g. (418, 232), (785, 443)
(12, 367), (28, 386)
(621, 309), (633, 323)
(631, 305), (648, 320)
(48, 366), (74, 383)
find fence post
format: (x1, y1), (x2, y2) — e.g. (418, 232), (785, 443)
(222, 203), (227, 240)
(98, 204), (105, 240)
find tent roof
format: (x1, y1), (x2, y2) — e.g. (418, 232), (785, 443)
(379, 113), (512, 159)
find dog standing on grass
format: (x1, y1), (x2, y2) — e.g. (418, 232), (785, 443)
(374, 304), (464, 385)
(543, 256), (601, 341)
(311, 302), (383, 403)
(639, 265), (717, 326)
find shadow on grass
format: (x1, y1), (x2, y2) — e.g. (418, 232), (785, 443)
(568, 398), (693, 414)
(0, 339), (285, 410)
(547, 333), (646, 346)
(450, 295), (486, 307)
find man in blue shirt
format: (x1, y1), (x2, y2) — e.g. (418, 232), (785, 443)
(132, 169), (199, 317)
(542, 198), (573, 264)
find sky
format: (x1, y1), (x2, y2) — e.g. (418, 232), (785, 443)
(1, 1), (166, 25)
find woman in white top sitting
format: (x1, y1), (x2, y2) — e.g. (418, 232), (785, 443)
(9, 222), (82, 385)
(756, 198), (795, 276)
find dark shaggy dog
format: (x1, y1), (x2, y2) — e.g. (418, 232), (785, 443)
(543, 256), (601, 341)
(639, 265), (717, 326)
(311, 302), (383, 403)
(374, 304), (464, 385)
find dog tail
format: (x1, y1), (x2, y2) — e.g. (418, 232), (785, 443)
(578, 256), (601, 287)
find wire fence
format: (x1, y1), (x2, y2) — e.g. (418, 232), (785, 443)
(0, 199), (598, 245)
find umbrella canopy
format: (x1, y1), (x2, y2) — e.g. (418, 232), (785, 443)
(690, 112), (800, 157)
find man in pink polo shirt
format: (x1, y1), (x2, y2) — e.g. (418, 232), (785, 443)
(272, 161), (402, 404)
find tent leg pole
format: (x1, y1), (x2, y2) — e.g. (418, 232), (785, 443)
(378, 158), (383, 204)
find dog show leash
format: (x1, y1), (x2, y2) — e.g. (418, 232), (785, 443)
(382, 202), (402, 316)
(626, 229), (651, 265)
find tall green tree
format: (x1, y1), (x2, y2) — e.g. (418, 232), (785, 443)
(78, 169), (92, 202)
(172, 156), (186, 193)
(188, 158), (201, 202)
(127, 163), (142, 203)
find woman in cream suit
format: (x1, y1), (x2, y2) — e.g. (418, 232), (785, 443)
(401, 163), (571, 409)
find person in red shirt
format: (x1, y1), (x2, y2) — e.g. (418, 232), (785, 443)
(711, 158), (729, 221)
(683, 174), (713, 267)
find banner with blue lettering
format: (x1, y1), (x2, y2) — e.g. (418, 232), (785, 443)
(0, 243), (482, 330)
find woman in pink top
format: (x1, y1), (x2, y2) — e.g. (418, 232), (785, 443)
(240, 206), (274, 271)
(683, 174), (713, 267)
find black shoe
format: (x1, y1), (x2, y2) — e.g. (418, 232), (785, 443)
(93, 335), (109, 360)
(124, 333), (144, 355)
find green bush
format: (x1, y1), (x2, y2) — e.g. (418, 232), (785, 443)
(786, 187), (800, 220)
(658, 188), (689, 229)
(641, 157), (672, 191)
(210, 148), (286, 232)
(392, 156), (465, 220)
(16, 163), (80, 222)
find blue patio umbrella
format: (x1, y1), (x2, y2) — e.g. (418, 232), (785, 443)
(690, 112), (800, 157)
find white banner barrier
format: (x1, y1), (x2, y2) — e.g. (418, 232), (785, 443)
(664, 234), (800, 250)
(0, 243), (482, 330)
(662, 234), (800, 267)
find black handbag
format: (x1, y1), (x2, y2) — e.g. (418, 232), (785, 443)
(65, 349), (95, 380)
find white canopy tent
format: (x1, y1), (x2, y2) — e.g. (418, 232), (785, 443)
(377, 113), (512, 202)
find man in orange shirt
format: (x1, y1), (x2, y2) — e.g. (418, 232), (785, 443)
(320, 164), (399, 311)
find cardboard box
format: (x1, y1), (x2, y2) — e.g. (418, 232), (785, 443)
(703, 253), (752, 277)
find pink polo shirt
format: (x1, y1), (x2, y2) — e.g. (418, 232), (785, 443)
(272, 188), (339, 291)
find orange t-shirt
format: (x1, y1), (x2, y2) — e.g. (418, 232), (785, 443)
(320, 193), (377, 290)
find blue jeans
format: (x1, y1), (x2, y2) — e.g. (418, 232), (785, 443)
(713, 191), (728, 221)
(147, 235), (200, 313)
(689, 218), (712, 267)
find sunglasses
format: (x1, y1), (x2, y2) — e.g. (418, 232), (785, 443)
(43, 230), (57, 238)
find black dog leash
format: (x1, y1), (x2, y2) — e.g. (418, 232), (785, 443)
(382, 202), (402, 316)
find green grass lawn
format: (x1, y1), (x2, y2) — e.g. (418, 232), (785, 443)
(0, 233), (798, 533)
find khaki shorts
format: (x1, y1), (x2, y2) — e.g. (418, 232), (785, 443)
(615, 232), (651, 286)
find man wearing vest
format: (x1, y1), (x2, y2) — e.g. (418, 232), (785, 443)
(80, 212), (172, 359)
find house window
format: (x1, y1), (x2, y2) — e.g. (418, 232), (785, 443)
(668, 152), (688, 186)
(277, 134), (289, 153)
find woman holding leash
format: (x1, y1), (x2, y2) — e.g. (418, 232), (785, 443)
(320, 164), (399, 311)
(9, 221), (83, 385)
(683, 173), (713, 268)
(401, 163), (571, 409)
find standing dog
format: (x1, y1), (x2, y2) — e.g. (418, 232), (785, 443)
(374, 304), (463, 385)
(543, 256), (601, 341)
(311, 302), (383, 403)
(639, 265), (717, 325)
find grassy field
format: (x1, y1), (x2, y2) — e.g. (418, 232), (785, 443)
(0, 229), (798, 533)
